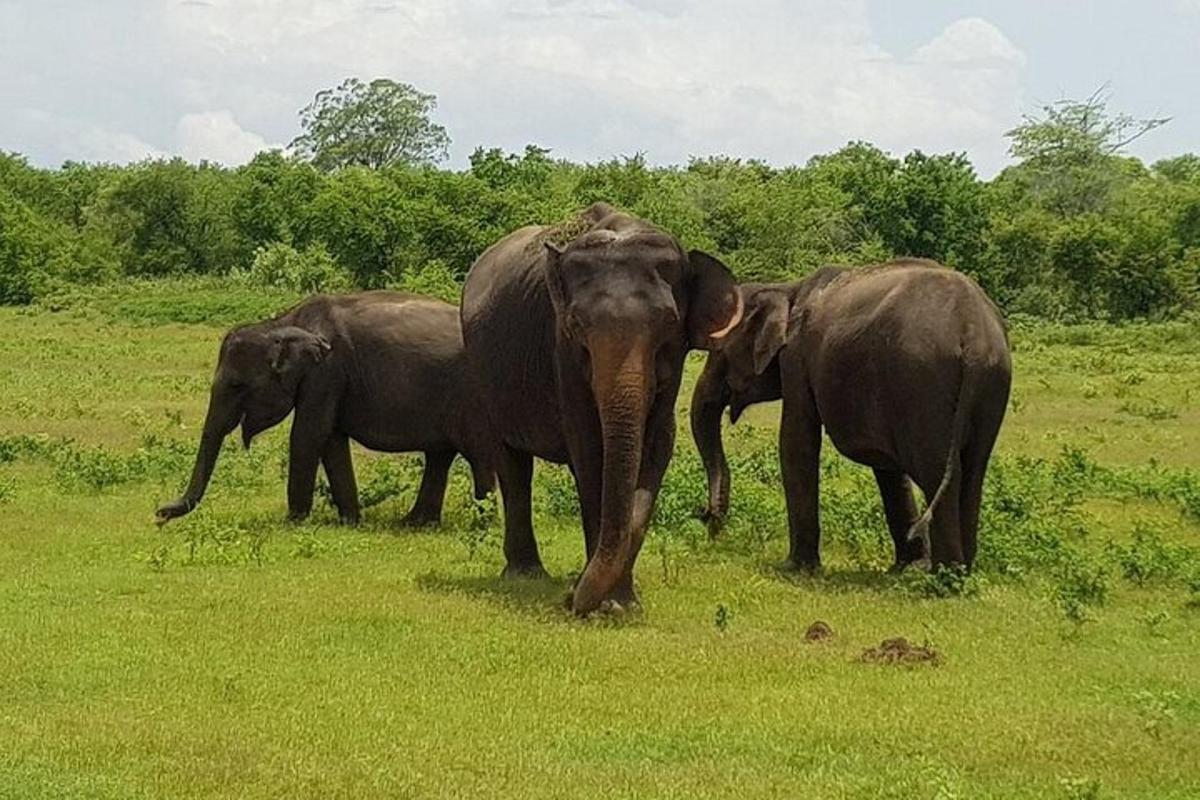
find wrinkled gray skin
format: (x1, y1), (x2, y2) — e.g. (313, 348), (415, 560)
(461, 203), (743, 615)
(157, 292), (493, 527)
(691, 260), (1012, 569)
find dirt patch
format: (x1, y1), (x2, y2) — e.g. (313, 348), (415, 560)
(860, 637), (940, 666)
(804, 620), (834, 642)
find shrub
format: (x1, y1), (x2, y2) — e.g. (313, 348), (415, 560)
(1053, 550), (1110, 626)
(390, 258), (462, 303)
(239, 242), (353, 294)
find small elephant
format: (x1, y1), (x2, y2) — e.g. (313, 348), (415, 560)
(461, 202), (743, 614)
(691, 260), (1012, 570)
(157, 291), (492, 526)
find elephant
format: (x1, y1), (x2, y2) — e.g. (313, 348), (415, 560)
(461, 202), (743, 614)
(156, 291), (493, 527)
(690, 259), (1012, 570)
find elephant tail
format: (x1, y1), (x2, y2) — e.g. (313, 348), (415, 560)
(906, 333), (979, 551)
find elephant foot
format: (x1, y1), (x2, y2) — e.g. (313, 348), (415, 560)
(338, 513), (361, 527)
(694, 506), (727, 538)
(782, 557), (821, 574)
(566, 577), (641, 617)
(286, 510), (311, 524)
(399, 511), (440, 528)
(892, 537), (925, 570)
(502, 561), (549, 580)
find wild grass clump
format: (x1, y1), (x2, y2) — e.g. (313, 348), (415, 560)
(1052, 550), (1110, 627)
(1111, 522), (1199, 586)
(355, 457), (421, 509)
(898, 565), (984, 599)
(974, 451), (1090, 576)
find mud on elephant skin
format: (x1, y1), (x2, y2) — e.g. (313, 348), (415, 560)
(691, 259), (1012, 571)
(157, 291), (493, 527)
(461, 202), (743, 615)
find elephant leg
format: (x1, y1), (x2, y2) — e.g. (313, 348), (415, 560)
(925, 462), (965, 568)
(497, 445), (545, 578)
(874, 468), (923, 568)
(571, 462), (602, 562)
(780, 398), (822, 570)
(402, 450), (454, 527)
(286, 417), (327, 522)
(958, 456), (985, 569)
(321, 433), (360, 525)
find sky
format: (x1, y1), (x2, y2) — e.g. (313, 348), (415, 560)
(1, 0), (1197, 176)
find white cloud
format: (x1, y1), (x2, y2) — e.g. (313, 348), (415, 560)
(913, 17), (1027, 68)
(5, 108), (165, 165)
(176, 110), (274, 164)
(73, 125), (168, 163)
(1, 1), (1033, 173)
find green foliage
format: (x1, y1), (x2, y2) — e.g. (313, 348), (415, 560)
(898, 565), (983, 599)
(1053, 550), (1110, 627)
(389, 259), (461, 304)
(1111, 523), (1197, 586)
(290, 77), (451, 171)
(239, 241), (353, 294)
(2, 90), (1198, 319)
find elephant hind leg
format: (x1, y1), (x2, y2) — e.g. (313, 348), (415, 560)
(497, 445), (546, 578)
(958, 455), (986, 569)
(402, 450), (454, 526)
(874, 468), (923, 568)
(920, 460), (964, 568)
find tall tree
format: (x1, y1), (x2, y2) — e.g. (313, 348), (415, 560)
(1002, 87), (1169, 215)
(290, 78), (451, 171)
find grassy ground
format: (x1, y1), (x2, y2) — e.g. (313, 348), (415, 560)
(1, 286), (1198, 799)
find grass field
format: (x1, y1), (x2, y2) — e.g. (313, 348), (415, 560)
(1, 284), (1198, 799)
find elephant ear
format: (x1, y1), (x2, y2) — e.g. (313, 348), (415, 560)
(269, 327), (331, 375)
(541, 240), (568, 313)
(748, 291), (790, 375)
(686, 250), (744, 350)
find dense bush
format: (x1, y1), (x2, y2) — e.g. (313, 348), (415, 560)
(237, 241), (353, 294)
(3, 97), (1199, 319)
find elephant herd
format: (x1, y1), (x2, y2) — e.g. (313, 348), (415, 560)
(157, 202), (1012, 615)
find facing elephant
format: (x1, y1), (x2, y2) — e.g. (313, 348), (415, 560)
(157, 291), (493, 527)
(691, 260), (1012, 570)
(461, 202), (742, 614)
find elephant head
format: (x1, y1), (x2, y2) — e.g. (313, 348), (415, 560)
(691, 267), (846, 528)
(542, 226), (742, 613)
(156, 323), (330, 522)
(689, 285), (789, 527)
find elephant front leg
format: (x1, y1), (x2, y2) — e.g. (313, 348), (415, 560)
(780, 401), (822, 570)
(321, 434), (360, 525)
(287, 426), (324, 522)
(874, 468), (923, 569)
(402, 450), (453, 527)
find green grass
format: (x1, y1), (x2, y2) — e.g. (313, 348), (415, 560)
(1, 285), (1199, 798)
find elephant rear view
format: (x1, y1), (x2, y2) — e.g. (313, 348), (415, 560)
(157, 291), (493, 527)
(692, 260), (1011, 570)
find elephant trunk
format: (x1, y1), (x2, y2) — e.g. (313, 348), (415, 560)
(691, 356), (732, 533)
(571, 337), (651, 615)
(157, 386), (240, 522)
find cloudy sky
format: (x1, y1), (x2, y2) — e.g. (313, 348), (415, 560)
(2, 1), (1197, 175)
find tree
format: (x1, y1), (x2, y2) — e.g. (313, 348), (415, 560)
(1002, 87), (1169, 215)
(290, 78), (451, 171)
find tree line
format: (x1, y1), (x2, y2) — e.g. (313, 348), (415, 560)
(2, 91), (1197, 320)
